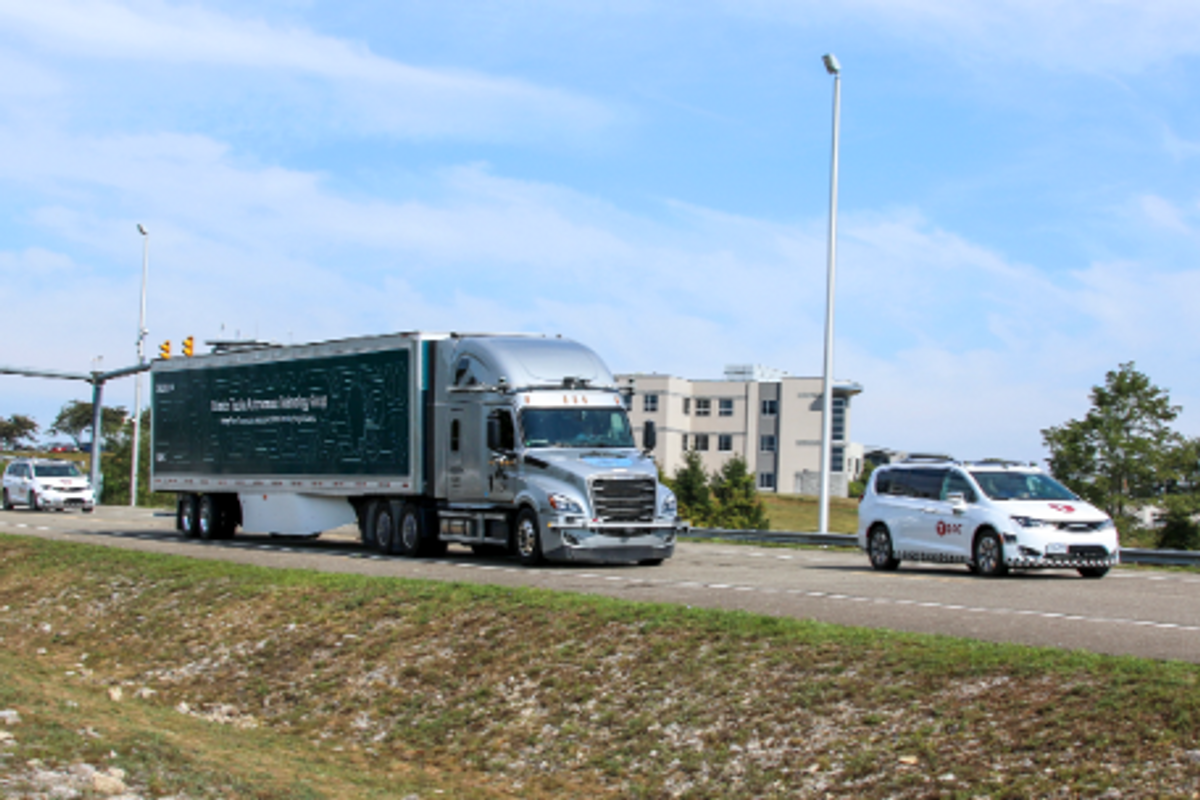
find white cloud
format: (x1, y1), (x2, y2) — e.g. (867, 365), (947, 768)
(0, 0), (614, 140)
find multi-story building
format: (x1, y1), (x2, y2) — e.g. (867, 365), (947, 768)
(617, 365), (864, 497)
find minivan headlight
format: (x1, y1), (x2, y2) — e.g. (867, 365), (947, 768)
(1010, 516), (1048, 528)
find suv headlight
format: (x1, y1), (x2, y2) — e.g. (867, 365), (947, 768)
(547, 493), (584, 514)
(1010, 516), (1048, 528)
(660, 489), (678, 518)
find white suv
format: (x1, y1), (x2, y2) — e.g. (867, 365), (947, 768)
(857, 458), (1118, 578)
(2, 458), (96, 513)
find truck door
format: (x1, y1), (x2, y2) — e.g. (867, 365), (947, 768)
(446, 404), (484, 502)
(485, 406), (517, 504)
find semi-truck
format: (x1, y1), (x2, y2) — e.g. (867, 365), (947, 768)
(150, 332), (682, 565)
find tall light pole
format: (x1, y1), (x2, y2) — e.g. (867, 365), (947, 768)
(130, 223), (149, 507)
(817, 53), (841, 535)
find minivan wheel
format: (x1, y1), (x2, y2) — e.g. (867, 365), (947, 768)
(1077, 566), (1110, 579)
(28, 490), (39, 512)
(973, 530), (1008, 577)
(2, 489), (13, 511)
(867, 525), (900, 571)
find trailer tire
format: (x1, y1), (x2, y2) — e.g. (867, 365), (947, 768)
(397, 502), (422, 557)
(198, 495), (219, 540)
(369, 499), (397, 555)
(178, 494), (199, 538)
(515, 507), (545, 567)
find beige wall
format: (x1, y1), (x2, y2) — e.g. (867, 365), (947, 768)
(618, 371), (862, 497)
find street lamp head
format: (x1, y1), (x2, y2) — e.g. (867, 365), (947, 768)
(822, 53), (841, 75)
(137, 224), (148, 236)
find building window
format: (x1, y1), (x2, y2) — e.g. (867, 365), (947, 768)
(683, 397), (691, 415)
(832, 396), (847, 442)
(758, 472), (776, 490)
(695, 434), (710, 451)
(643, 394), (658, 413)
(761, 399), (778, 416)
(695, 399), (711, 417)
(760, 435), (776, 452)
(832, 446), (845, 473)
(718, 434), (732, 451)
(681, 434), (688, 451)
(719, 398), (734, 417)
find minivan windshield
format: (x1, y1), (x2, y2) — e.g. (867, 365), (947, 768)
(33, 463), (82, 478)
(969, 470), (1076, 501)
(520, 408), (635, 449)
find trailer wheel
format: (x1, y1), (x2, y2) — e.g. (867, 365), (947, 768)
(198, 495), (219, 540)
(397, 502), (421, 557)
(369, 500), (397, 555)
(178, 494), (199, 538)
(515, 507), (544, 566)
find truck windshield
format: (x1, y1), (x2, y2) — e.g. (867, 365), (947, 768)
(520, 408), (636, 449)
(969, 471), (1076, 501)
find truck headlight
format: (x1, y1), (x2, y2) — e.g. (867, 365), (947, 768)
(660, 489), (678, 518)
(548, 493), (584, 514)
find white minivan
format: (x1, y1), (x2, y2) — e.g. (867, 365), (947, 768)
(857, 457), (1118, 578)
(2, 458), (96, 513)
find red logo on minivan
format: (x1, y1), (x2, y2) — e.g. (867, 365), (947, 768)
(1048, 504), (1075, 513)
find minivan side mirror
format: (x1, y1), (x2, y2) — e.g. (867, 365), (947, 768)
(946, 491), (967, 508)
(642, 420), (657, 453)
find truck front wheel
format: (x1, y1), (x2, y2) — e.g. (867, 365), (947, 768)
(515, 508), (544, 567)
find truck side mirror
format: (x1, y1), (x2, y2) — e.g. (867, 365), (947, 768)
(643, 420), (657, 452)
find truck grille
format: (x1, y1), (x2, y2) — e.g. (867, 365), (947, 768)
(590, 476), (657, 522)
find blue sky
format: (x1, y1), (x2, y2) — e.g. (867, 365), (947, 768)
(3, 0), (1200, 463)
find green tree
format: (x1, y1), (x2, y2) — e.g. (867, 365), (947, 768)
(100, 408), (157, 506)
(1041, 362), (1181, 519)
(0, 414), (39, 450)
(710, 455), (769, 531)
(49, 401), (128, 449)
(1156, 437), (1200, 550)
(671, 450), (714, 527)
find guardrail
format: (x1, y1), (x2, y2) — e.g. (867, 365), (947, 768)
(677, 529), (1200, 568)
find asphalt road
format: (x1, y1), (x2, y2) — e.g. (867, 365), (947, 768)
(2, 505), (1198, 664)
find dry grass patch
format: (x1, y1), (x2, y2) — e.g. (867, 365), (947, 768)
(1, 533), (1198, 798)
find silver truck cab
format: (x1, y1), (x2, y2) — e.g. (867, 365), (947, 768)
(433, 336), (682, 565)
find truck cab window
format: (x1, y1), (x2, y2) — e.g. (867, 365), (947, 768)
(489, 410), (515, 451)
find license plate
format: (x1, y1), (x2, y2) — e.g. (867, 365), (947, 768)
(1046, 543), (1068, 555)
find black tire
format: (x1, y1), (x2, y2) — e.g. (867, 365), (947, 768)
(2, 489), (13, 511)
(82, 506), (94, 514)
(638, 558), (664, 567)
(197, 495), (219, 540)
(867, 525), (900, 571)
(178, 494), (199, 538)
(396, 502), (422, 557)
(514, 507), (544, 566)
(972, 530), (1008, 577)
(28, 490), (39, 512)
(1078, 566), (1110, 579)
(369, 499), (397, 555)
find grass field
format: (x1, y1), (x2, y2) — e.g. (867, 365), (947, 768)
(757, 493), (860, 534)
(1, 533), (1198, 798)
